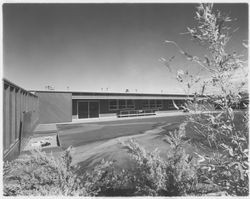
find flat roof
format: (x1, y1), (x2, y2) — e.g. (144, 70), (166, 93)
(4, 78), (38, 97)
(32, 90), (191, 96)
(33, 90), (201, 100)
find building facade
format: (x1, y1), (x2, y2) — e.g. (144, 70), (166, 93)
(35, 91), (194, 124)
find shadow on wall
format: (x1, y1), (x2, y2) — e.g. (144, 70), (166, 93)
(4, 111), (39, 162)
(19, 111), (39, 151)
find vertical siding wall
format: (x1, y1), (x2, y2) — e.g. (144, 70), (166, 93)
(3, 79), (39, 161)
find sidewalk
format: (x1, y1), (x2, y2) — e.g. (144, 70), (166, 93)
(68, 110), (188, 125)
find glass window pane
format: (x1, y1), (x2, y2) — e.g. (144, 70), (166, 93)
(150, 100), (155, 108)
(119, 100), (126, 109)
(109, 100), (118, 110)
(127, 100), (135, 108)
(143, 100), (149, 108)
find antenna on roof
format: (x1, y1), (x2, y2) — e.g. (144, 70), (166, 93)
(45, 85), (54, 90)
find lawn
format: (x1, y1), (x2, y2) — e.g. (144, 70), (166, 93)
(56, 115), (197, 169)
(56, 111), (247, 171)
(4, 111), (247, 196)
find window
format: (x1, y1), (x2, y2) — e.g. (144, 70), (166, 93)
(166, 100), (175, 110)
(143, 100), (150, 109)
(127, 100), (135, 109)
(109, 99), (135, 110)
(72, 99), (77, 115)
(156, 100), (163, 108)
(109, 100), (118, 110)
(119, 100), (126, 109)
(150, 100), (156, 108)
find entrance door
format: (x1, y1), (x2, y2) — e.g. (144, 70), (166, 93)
(78, 101), (99, 119)
(78, 102), (88, 118)
(89, 102), (99, 118)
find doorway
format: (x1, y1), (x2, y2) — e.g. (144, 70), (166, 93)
(78, 101), (99, 119)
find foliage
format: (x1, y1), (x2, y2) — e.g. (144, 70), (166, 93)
(117, 4), (248, 196)
(121, 125), (211, 196)
(121, 138), (169, 196)
(3, 147), (114, 196)
(164, 3), (248, 196)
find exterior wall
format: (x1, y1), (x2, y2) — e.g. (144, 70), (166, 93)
(72, 99), (78, 119)
(72, 98), (187, 119)
(3, 79), (39, 161)
(37, 92), (72, 124)
(135, 100), (144, 110)
(100, 99), (109, 114)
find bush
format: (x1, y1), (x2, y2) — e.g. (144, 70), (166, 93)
(165, 3), (249, 196)
(121, 123), (213, 196)
(3, 147), (114, 196)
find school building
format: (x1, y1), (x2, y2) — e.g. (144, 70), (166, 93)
(4, 78), (198, 160)
(35, 91), (195, 124)
(4, 78), (249, 160)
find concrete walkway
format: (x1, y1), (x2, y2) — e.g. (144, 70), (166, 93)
(67, 110), (188, 125)
(33, 123), (58, 134)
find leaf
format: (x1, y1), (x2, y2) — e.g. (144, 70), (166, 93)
(227, 107), (234, 120)
(242, 42), (248, 48)
(164, 40), (175, 44)
(204, 55), (210, 66)
(194, 76), (201, 83)
(182, 51), (194, 61)
(172, 100), (179, 110)
(177, 69), (184, 76)
(194, 152), (206, 163)
(228, 148), (234, 157)
(201, 83), (206, 95)
(196, 11), (201, 19)
(187, 27), (196, 34)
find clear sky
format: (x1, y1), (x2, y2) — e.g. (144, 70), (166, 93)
(3, 3), (248, 94)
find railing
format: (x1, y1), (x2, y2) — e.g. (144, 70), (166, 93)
(118, 109), (159, 117)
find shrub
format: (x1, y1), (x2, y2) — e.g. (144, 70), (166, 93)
(122, 138), (168, 196)
(164, 3), (249, 196)
(121, 123), (210, 196)
(3, 147), (114, 196)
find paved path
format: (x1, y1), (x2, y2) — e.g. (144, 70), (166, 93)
(33, 123), (58, 134)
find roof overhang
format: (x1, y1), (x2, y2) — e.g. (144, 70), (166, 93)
(72, 95), (194, 100)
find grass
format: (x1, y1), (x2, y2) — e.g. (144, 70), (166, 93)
(57, 115), (186, 148)
(55, 115), (197, 170)
(5, 111), (247, 196)
(56, 111), (247, 172)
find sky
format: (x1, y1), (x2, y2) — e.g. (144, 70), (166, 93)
(3, 3), (248, 94)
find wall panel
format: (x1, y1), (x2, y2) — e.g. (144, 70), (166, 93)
(3, 79), (39, 161)
(11, 87), (16, 144)
(3, 85), (10, 152)
(37, 92), (72, 124)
